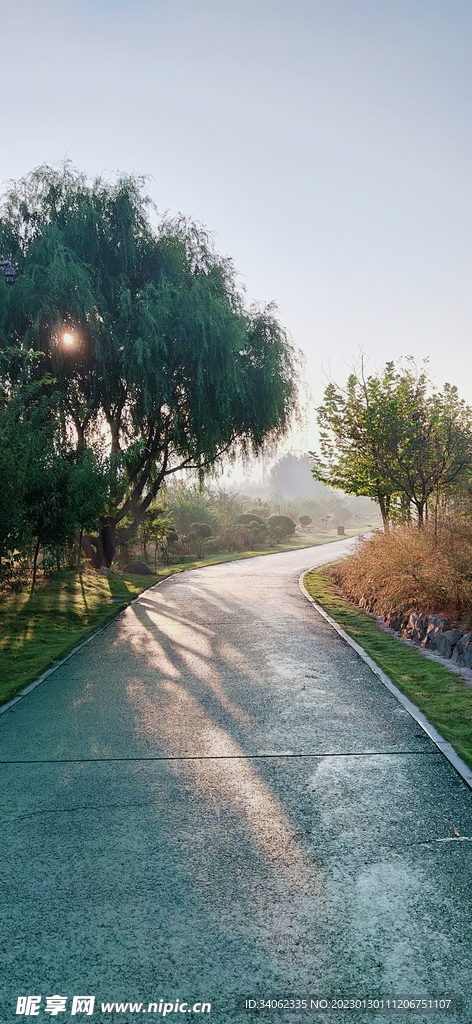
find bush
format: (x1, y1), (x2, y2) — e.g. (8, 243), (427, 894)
(188, 522), (213, 558)
(236, 512), (266, 527)
(335, 518), (472, 625)
(267, 514), (296, 541)
(165, 483), (214, 535)
(216, 527), (241, 553)
(202, 538), (222, 555)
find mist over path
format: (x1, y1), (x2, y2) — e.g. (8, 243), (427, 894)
(1, 538), (471, 1022)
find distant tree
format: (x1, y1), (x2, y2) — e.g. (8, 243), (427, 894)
(1, 162), (300, 567)
(312, 357), (472, 528)
(165, 483), (213, 536)
(236, 512), (266, 527)
(298, 515), (312, 529)
(269, 453), (322, 498)
(267, 514), (296, 541)
(139, 505), (179, 566)
(210, 490), (245, 529)
(188, 522), (213, 558)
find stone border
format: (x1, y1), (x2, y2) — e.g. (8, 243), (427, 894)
(374, 615), (472, 688)
(299, 572), (472, 791)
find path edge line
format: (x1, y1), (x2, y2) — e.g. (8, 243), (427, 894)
(299, 571), (472, 791)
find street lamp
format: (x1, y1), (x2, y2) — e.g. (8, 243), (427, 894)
(0, 259), (16, 284)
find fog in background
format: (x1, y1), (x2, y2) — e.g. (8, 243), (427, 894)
(2, 0), (471, 459)
(235, 454), (380, 527)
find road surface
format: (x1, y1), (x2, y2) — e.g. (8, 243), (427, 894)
(1, 539), (472, 1023)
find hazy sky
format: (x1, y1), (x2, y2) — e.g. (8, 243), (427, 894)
(2, 0), (471, 449)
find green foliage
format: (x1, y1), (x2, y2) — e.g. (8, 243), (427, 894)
(267, 514), (296, 540)
(1, 162), (300, 565)
(247, 501), (271, 518)
(312, 357), (472, 527)
(165, 482), (214, 535)
(0, 363), (108, 581)
(236, 512), (266, 527)
(189, 522), (213, 539)
(188, 522), (213, 557)
(68, 447), (109, 535)
(0, 424), (26, 564)
(298, 515), (312, 529)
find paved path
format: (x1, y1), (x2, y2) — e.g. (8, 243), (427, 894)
(1, 539), (472, 1024)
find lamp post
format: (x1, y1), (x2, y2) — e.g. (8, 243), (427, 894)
(0, 259), (16, 284)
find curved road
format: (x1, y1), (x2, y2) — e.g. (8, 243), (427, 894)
(1, 539), (472, 1023)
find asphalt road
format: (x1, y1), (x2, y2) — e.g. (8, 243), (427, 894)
(1, 538), (472, 1024)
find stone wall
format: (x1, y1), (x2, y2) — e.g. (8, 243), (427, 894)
(381, 608), (472, 669)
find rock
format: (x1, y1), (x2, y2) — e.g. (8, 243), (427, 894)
(429, 614), (446, 630)
(415, 613), (429, 641)
(406, 610), (429, 643)
(435, 632), (452, 658)
(452, 648), (465, 667)
(124, 561), (155, 575)
(449, 628), (464, 647)
(435, 628), (463, 660)
(422, 615), (446, 650)
(386, 612), (403, 632)
(408, 611), (419, 631)
(451, 631), (472, 667)
(455, 631), (472, 657)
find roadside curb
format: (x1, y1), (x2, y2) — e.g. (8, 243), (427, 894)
(299, 572), (472, 791)
(0, 578), (169, 718)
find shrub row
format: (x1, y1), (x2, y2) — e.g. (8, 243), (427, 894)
(333, 519), (472, 627)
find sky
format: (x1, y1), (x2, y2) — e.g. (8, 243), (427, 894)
(1, 0), (471, 454)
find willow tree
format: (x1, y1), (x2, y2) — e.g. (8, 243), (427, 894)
(0, 163), (299, 566)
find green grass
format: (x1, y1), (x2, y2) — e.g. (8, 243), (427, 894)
(0, 529), (364, 708)
(303, 565), (472, 771)
(0, 568), (152, 707)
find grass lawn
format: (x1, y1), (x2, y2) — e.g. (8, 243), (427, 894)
(0, 529), (363, 708)
(303, 565), (472, 772)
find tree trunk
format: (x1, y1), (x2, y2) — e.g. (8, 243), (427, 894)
(32, 536), (40, 589)
(417, 502), (426, 527)
(378, 493), (390, 532)
(80, 533), (101, 569)
(99, 519), (117, 568)
(79, 518), (117, 569)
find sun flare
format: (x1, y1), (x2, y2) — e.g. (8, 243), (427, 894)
(62, 331), (74, 345)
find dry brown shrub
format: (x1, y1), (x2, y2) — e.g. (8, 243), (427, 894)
(334, 517), (472, 624)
